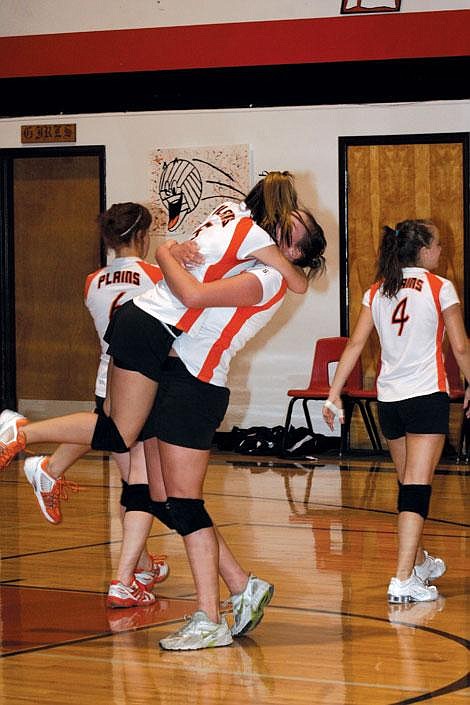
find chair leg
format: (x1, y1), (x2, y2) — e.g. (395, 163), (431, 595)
(342, 399), (382, 453)
(365, 400), (383, 452)
(282, 397), (299, 453)
(340, 398), (354, 456)
(458, 412), (470, 463)
(302, 399), (316, 438)
(356, 402), (379, 451)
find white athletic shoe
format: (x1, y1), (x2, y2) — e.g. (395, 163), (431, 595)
(230, 574), (274, 636)
(0, 410), (28, 471)
(159, 611), (233, 651)
(387, 572), (439, 603)
(107, 579), (156, 608)
(0, 409), (25, 427)
(414, 551), (446, 583)
(24, 455), (79, 524)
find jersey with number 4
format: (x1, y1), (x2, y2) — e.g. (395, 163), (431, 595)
(363, 266), (460, 402)
(84, 256), (163, 397)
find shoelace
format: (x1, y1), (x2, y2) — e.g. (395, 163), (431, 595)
(137, 553), (168, 575)
(130, 582), (154, 603)
(172, 614), (197, 635)
(0, 431), (26, 470)
(43, 478), (80, 510)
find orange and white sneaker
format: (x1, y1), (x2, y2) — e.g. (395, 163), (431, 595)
(23, 455), (80, 524)
(107, 579), (156, 608)
(0, 410), (28, 471)
(134, 554), (170, 589)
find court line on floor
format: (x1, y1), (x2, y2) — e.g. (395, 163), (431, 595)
(271, 605), (470, 705)
(0, 615), (188, 659)
(207, 490), (470, 529)
(5, 477), (469, 530)
(225, 459), (470, 476)
(3, 601), (467, 703)
(0, 515), (466, 563)
(13, 647), (440, 697)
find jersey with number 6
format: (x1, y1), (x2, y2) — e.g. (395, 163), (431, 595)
(84, 257), (163, 397)
(363, 266), (460, 402)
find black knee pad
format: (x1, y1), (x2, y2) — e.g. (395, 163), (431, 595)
(398, 483), (432, 519)
(166, 497), (213, 536)
(91, 412), (129, 453)
(120, 479), (129, 508)
(125, 483), (152, 513)
(150, 500), (175, 530)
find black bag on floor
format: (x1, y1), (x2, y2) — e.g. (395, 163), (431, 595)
(282, 427), (339, 458)
(234, 425), (285, 455)
(213, 425), (284, 455)
(213, 425), (339, 458)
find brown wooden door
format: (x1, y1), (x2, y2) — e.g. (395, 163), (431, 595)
(13, 154), (102, 417)
(341, 135), (468, 449)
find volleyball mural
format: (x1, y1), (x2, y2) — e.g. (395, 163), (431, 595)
(150, 144), (250, 239)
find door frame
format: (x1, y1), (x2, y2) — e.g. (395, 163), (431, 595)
(338, 132), (470, 335)
(0, 145), (106, 409)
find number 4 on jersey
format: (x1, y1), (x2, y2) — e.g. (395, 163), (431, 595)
(391, 297), (410, 335)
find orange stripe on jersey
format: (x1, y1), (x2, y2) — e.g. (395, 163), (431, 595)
(176, 217), (255, 333)
(197, 280), (287, 383)
(137, 260), (163, 284)
(369, 281), (381, 306)
(84, 268), (104, 299)
(425, 272), (446, 392)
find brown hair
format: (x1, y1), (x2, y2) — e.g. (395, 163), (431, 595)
(245, 171), (326, 279)
(376, 219), (435, 298)
(98, 202), (151, 250)
(291, 209), (326, 279)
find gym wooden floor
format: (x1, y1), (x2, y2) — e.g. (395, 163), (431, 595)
(0, 446), (468, 704)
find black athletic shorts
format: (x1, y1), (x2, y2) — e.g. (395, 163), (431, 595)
(104, 300), (181, 382)
(378, 392), (450, 439)
(141, 357), (230, 450)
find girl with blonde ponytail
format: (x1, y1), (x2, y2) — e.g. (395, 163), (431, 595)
(1, 174), (326, 649)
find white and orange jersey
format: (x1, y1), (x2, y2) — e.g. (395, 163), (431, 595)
(172, 264), (287, 386)
(363, 266), (460, 402)
(133, 201), (275, 337)
(84, 256), (162, 397)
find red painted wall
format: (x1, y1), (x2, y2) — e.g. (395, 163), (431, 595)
(1, 10), (469, 79)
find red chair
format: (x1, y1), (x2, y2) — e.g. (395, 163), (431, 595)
(445, 347), (468, 462)
(343, 360), (383, 453)
(281, 337), (380, 455)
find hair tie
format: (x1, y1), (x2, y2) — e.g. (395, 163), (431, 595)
(118, 210), (142, 239)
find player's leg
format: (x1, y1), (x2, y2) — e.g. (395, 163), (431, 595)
(387, 432), (444, 603)
(107, 443), (168, 608)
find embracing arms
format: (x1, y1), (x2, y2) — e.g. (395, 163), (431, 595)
(250, 244), (308, 294)
(156, 240), (264, 308)
(168, 230), (307, 295)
